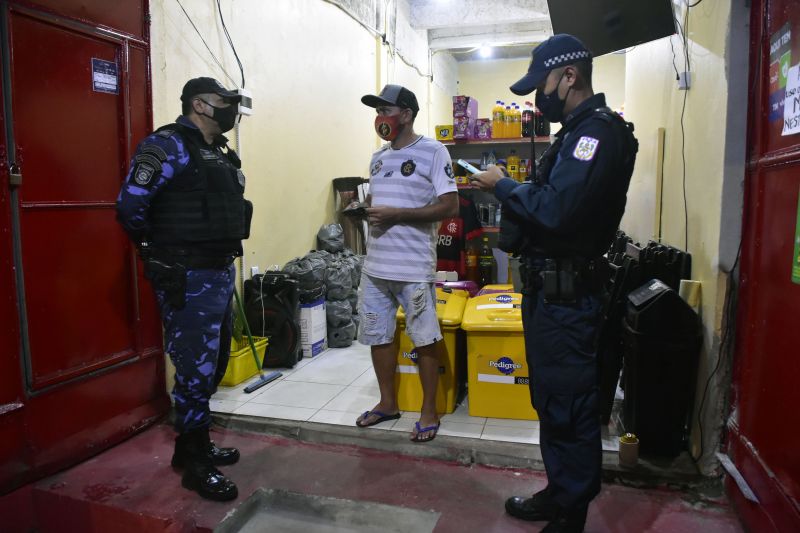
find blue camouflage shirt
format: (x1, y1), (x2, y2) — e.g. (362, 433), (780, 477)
(115, 115), (197, 243)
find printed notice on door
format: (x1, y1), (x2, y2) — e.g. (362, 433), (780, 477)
(91, 58), (118, 95)
(783, 64), (800, 136)
(792, 186), (800, 285)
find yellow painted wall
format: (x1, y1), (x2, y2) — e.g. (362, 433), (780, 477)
(150, 0), (452, 272)
(456, 54), (627, 122)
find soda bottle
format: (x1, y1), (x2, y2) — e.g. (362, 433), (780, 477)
(492, 100), (504, 139)
(478, 236), (496, 286)
(465, 245), (479, 284)
(492, 100), (503, 139)
(522, 102), (534, 137)
(503, 105), (512, 138)
(514, 105), (522, 137)
(507, 149), (521, 182)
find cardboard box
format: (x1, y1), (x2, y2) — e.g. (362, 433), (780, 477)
(435, 125), (454, 141)
(453, 95), (478, 118)
(453, 116), (476, 140)
(299, 298), (327, 357)
(475, 118), (492, 139)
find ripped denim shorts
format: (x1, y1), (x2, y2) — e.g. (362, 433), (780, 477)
(357, 273), (442, 347)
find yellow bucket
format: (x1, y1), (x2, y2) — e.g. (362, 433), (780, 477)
(219, 337), (269, 387)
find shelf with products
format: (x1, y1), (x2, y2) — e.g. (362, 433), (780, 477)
(443, 136), (551, 170)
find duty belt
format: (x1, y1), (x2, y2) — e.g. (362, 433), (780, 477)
(520, 256), (609, 297)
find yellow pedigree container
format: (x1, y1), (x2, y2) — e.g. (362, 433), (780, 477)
(461, 293), (538, 420)
(395, 288), (468, 414)
(435, 125), (454, 141)
(219, 337), (269, 387)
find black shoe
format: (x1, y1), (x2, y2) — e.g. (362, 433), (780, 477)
(541, 507), (588, 533)
(171, 428), (239, 502)
(505, 486), (560, 522)
(172, 434), (240, 468)
(181, 463), (238, 502)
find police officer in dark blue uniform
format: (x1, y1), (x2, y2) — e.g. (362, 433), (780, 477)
(471, 35), (638, 532)
(116, 77), (252, 502)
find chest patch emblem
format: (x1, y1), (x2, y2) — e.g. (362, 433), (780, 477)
(573, 136), (599, 161)
(401, 159), (416, 176)
(371, 160), (383, 176)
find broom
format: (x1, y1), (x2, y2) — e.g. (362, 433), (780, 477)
(232, 287), (282, 393)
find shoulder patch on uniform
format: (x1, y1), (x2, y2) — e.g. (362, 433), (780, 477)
(370, 160), (383, 176)
(133, 162), (156, 186)
(444, 162), (453, 179)
(573, 136), (599, 161)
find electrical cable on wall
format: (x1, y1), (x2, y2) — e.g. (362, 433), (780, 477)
(216, 0), (245, 89)
(175, 0), (237, 87)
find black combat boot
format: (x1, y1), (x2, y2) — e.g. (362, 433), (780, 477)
(541, 505), (588, 533)
(505, 485), (561, 522)
(174, 428), (238, 502)
(172, 431), (240, 468)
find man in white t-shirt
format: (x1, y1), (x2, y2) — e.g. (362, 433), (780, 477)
(354, 84), (459, 442)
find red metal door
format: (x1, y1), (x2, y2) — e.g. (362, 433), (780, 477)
(733, 0), (800, 530)
(0, 0), (167, 493)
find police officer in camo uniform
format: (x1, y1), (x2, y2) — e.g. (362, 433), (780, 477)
(471, 35), (638, 533)
(116, 77), (252, 502)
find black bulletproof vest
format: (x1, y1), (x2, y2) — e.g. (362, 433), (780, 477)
(529, 107), (638, 259)
(149, 123), (252, 257)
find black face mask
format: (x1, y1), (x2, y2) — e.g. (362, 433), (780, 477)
(199, 99), (238, 133)
(535, 70), (571, 124)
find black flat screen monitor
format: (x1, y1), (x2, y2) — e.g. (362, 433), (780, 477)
(547, 0), (677, 56)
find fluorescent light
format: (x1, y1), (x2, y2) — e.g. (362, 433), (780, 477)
(479, 45), (492, 58)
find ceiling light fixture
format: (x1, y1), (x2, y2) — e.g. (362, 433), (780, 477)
(479, 45), (492, 58)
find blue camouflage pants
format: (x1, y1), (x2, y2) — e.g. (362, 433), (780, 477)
(156, 264), (235, 433)
(522, 286), (603, 511)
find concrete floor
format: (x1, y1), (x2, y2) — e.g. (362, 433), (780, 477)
(11, 423), (744, 533)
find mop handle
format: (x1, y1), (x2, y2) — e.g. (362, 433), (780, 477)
(232, 287), (263, 372)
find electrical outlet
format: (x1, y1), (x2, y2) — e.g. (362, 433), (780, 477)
(678, 71), (691, 90)
(250, 265), (259, 277)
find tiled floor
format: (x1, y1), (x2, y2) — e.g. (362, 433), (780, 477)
(211, 342), (622, 450)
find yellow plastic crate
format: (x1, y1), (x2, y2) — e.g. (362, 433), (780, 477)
(219, 337), (269, 387)
(461, 292), (538, 420)
(395, 288), (468, 414)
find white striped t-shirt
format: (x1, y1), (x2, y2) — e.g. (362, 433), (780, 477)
(363, 135), (457, 282)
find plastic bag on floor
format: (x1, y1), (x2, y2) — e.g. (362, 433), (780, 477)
(317, 224), (345, 253)
(328, 320), (356, 348)
(326, 261), (353, 300)
(326, 298), (352, 327)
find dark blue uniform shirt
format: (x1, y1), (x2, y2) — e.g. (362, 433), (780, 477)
(494, 94), (626, 258)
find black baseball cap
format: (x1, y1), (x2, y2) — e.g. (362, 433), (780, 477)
(180, 77), (241, 102)
(510, 34), (592, 96)
(361, 84), (419, 112)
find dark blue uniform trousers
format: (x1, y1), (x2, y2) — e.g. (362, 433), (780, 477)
(156, 264), (235, 433)
(522, 287), (603, 511)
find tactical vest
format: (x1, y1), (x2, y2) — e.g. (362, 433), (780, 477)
(148, 122), (253, 257)
(527, 106), (638, 259)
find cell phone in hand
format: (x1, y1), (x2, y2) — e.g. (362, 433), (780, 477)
(457, 159), (480, 176)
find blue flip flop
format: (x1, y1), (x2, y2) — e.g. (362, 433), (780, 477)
(410, 421), (440, 442)
(356, 410), (401, 427)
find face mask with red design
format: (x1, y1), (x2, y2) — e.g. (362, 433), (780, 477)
(375, 114), (402, 141)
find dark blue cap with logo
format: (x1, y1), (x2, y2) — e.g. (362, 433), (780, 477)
(510, 34), (592, 96)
